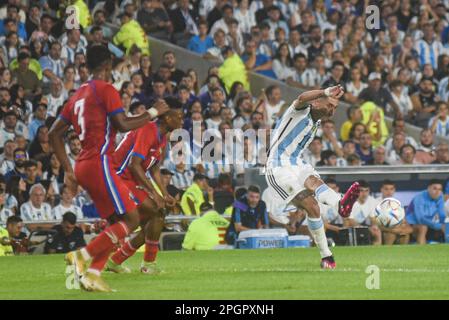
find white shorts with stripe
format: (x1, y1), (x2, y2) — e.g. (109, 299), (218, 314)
(265, 164), (320, 205)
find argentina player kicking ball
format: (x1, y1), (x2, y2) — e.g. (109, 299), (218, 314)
(265, 85), (360, 269)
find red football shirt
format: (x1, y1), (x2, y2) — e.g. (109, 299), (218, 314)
(59, 80), (124, 161)
(114, 121), (167, 180)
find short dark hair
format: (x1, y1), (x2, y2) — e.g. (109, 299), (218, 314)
(293, 53), (307, 61)
(247, 185), (260, 194)
(400, 144), (416, 155)
(358, 180), (370, 189)
(324, 178), (337, 185)
(381, 179), (396, 187)
(24, 160), (38, 169)
(62, 211), (77, 225)
(332, 60), (345, 69)
(200, 202), (214, 212)
(6, 215), (22, 226)
(86, 45), (111, 71)
(428, 179), (444, 188)
(265, 85), (279, 97)
(193, 173), (207, 181)
(129, 101), (145, 114)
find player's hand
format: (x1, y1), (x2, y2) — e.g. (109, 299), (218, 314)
(146, 190), (165, 209)
(64, 171), (78, 196)
(164, 194), (177, 207)
(325, 85), (345, 99)
(153, 99), (169, 116)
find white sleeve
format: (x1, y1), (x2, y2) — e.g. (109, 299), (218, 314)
(20, 203), (31, 221)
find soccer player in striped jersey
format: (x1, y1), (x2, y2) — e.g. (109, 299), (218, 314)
(49, 45), (169, 292)
(265, 85), (360, 269)
(106, 109), (183, 275)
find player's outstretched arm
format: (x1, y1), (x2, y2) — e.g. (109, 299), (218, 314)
(294, 85), (344, 110)
(49, 118), (78, 194)
(111, 100), (170, 133)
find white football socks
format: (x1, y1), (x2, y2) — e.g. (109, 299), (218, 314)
(307, 216), (332, 258)
(315, 183), (341, 210)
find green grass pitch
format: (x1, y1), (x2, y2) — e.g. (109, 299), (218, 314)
(1, 245), (448, 300)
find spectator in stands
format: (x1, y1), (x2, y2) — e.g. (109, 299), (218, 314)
(388, 80), (414, 121)
(0, 215), (26, 256)
(384, 118), (418, 153)
(356, 132), (374, 165)
(406, 180), (446, 244)
(320, 119), (343, 157)
(137, 0), (172, 41)
(28, 103), (47, 142)
(0, 111), (18, 146)
(182, 202), (230, 250)
(181, 173), (213, 216)
(20, 183), (51, 221)
(348, 122), (366, 145)
(241, 38), (276, 79)
(302, 136), (322, 167)
(345, 67), (367, 104)
(260, 85), (284, 128)
(28, 125), (51, 160)
(340, 106), (363, 142)
(399, 144), (419, 165)
(344, 180), (382, 245)
(359, 72), (401, 117)
(44, 211), (86, 254)
(272, 42), (293, 81)
(377, 180), (413, 245)
(52, 184), (83, 220)
(39, 41), (65, 85)
(169, 0), (199, 48)
(411, 77), (439, 128)
(226, 185), (268, 245)
(0, 140), (16, 175)
(187, 20), (214, 55)
(204, 28), (226, 62)
(113, 12), (150, 56)
(12, 52), (41, 98)
(367, 146), (389, 166)
(431, 143), (449, 165)
(163, 51), (185, 87)
(428, 101), (449, 137)
(23, 159), (40, 197)
(5, 147), (27, 182)
(286, 52), (319, 90)
(386, 132), (407, 165)
(218, 46), (249, 94)
(417, 128), (435, 153)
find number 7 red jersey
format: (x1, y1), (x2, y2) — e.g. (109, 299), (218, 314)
(59, 80), (124, 161)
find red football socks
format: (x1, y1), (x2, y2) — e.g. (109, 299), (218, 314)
(86, 221), (129, 260)
(144, 240), (159, 263)
(111, 240), (137, 265)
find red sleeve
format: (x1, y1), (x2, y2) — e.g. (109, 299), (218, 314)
(58, 100), (73, 125)
(132, 123), (156, 160)
(101, 83), (124, 116)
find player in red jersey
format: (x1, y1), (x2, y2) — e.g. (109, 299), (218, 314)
(48, 45), (169, 292)
(105, 109), (183, 274)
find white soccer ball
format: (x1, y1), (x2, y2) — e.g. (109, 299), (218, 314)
(374, 198), (405, 228)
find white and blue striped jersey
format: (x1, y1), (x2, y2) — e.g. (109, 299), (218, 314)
(266, 102), (320, 168)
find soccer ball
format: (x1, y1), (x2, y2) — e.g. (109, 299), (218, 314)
(374, 198), (405, 228)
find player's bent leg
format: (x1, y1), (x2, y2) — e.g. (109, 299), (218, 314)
(383, 231), (397, 245)
(369, 225), (382, 245)
(140, 199), (165, 275)
(292, 192), (335, 269)
(414, 224), (428, 245)
(304, 176), (360, 218)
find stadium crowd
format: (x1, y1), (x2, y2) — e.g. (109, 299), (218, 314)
(0, 0), (449, 256)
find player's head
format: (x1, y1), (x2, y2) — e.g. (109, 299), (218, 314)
(380, 180), (396, 199)
(193, 173), (208, 190)
(160, 108), (184, 131)
(357, 180), (370, 202)
(427, 179), (443, 200)
(62, 212), (77, 236)
(247, 185), (261, 208)
(6, 215), (22, 237)
(86, 45), (112, 80)
(324, 178), (339, 192)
